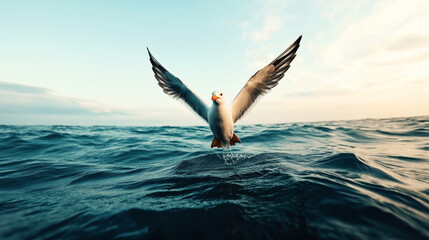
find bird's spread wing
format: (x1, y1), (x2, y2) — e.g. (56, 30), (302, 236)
(147, 48), (209, 122)
(230, 35), (302, 123)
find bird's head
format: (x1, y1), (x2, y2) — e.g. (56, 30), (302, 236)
(211, 90), (225, 104)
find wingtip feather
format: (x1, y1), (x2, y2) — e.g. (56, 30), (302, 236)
(147, 47), (152, 57)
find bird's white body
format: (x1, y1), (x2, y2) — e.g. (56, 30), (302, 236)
(208, 97), (234, 147)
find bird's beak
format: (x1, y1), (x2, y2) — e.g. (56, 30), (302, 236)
(212, 94), (219, 101)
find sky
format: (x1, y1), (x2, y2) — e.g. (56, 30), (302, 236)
(1, 0), (428, 125)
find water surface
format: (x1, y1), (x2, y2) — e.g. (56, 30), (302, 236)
(0, 116), (428, 239)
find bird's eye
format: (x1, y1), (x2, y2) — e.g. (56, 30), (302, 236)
(220, 93), (223, 96)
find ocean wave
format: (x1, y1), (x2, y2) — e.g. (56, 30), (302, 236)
(0, 116), (428, 239)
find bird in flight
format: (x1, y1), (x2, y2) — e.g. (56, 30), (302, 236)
(148, 35), (301, 149)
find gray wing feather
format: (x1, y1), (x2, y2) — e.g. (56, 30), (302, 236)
(147, 48), (209, 122)
(230, 35), (302, 123)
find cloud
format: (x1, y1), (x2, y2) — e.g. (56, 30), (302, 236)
(244, 44), (278, 70)
(238, 0), (429, 123)
(319, 0), (369, 21)
(319, 0), (429, 70)
(385, 33), (429, 52)
(0, 81), (137, 125)
(0, 81), (212, 125)
(239, 0), (290, 42)
(0, 81), (115, 115)
(252, 16), (283, 42)
(0, 82), (48, 94)
(297, 0), (429, 91)
(238, 0), (295, 72)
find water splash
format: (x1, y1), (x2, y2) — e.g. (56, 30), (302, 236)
(217, 152), (253, 165)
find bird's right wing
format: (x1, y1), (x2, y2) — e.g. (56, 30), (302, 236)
(147, 48), (209, 122)
(230, 36), (301, 123)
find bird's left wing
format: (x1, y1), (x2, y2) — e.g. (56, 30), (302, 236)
(147, 48), (209, 122)
(230, 35), (301, 123)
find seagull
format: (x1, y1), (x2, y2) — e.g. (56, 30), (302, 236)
(148, 35), (301, 149)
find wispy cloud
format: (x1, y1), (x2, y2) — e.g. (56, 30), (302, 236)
(0, 81), (135, 125)
(238, 0), (293, 71)
(244, 44), (278, 70)
(237, 0), (429, 123)
(321, 2), (429, 64)
(0, 82), (48, 94)
(251, 16), (283, 41)
(0, 82), (116, 115)
(315, 0), (429, 92)
(319, 0), (369, 21)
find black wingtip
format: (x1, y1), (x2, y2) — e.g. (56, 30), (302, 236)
(272, 36), (301, 66)
(147, 47), (153, 58)
(146, 48), (167, 73)
(296, 35), (302, 45)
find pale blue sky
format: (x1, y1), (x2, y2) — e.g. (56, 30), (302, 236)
(1, 0), (428, 125)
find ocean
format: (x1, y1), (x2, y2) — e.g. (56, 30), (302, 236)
(0, 116), (428, 239)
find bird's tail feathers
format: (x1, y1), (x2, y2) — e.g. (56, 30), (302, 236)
(211, 133), (241, 148)
(229, 133), (241, 146)
(211, 137), (222, 148)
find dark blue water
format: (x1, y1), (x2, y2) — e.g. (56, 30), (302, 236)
(1, 116), (428, 239)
